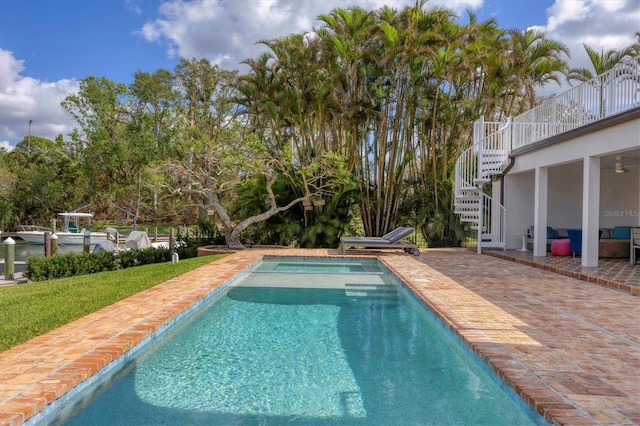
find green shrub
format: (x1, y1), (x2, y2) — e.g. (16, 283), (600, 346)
(26, 251), (118, 281)
(26, 247), (177, 282)
(134, 247), (171, 266)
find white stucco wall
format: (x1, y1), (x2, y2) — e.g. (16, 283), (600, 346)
(548, 162), (583, 229)
(600, 167), (640, 228)
(503, 171), (534, 249)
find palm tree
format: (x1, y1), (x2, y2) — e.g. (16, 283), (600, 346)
(567, 43), (637, 81)
(503, 28), (570, 116)
(567, 42), (638, 116)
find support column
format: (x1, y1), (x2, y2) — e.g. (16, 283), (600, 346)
(582, 156), (600, 267)
(533, 166), (548, 257)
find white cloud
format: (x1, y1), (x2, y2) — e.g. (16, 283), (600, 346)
(1, 0), (636, 148)
(0, 141), (14, 152)
(0, 49), (79, 147)
(140, 0), (481, 69)
(541, 0), (638, 67)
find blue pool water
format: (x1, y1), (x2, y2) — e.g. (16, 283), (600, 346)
(56, 257), (544, 425)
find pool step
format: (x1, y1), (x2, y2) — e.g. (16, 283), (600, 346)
(344, 283), (399, 304)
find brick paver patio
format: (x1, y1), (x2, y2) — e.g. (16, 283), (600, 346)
(0, 248), (638, 425)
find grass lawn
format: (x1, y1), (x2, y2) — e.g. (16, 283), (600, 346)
(0, 254), (227, 352)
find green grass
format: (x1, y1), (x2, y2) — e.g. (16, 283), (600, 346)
(0, 254), (227, 352)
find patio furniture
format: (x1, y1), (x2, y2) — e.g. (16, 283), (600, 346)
(599, 239), (630, 258)
(632, 228), (640, 265)
(599, 226), (631, 258)
(567, 229), (582, 257)
(525, 226), (567, 251)
(517, 233), (529, 251)
(340, 226), (420, 256)
(551, 239), (571, 256)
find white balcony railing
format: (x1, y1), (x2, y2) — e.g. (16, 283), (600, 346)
(512, 56), (640, 150)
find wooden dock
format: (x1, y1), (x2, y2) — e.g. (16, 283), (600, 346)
(0, 232), (23, 241)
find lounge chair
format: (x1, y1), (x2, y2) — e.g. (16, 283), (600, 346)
(340, 226), (420, 256)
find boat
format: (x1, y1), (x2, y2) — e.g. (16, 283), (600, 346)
(16, 212), (110, 245)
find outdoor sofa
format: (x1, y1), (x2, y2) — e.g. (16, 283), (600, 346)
(527, 225), (632, 258)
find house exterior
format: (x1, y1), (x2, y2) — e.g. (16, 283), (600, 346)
(455, 57), (640, 268)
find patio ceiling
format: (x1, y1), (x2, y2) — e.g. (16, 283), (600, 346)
(600, 147), (640, 170)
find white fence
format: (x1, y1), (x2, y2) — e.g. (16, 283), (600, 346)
(511, 56), (640, 149)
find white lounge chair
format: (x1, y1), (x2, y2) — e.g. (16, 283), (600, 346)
(340, 226), (420, 256)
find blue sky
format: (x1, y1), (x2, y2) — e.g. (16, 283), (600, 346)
(0, 0), (638, 149)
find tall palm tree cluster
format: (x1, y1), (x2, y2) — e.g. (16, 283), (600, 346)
(1, 5), (637, 248)
(237, 4), (573, 245)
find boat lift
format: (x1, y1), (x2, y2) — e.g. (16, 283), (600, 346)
(111, 203), (138, 230)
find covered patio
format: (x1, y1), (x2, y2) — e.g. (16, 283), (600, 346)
(485, 248), (639, 295)
(501, 115), (640, 268)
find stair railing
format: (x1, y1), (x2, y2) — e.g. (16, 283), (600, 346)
(481, 192), (506, 247)
(454, 143), (478, 199)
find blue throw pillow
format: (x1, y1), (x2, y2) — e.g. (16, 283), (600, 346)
(613, 226), (631, 239)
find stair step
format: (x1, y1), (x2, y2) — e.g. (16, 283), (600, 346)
(345, 283), (399, 303)
(345, 290), (398, 298)
(481, 233), (499, 241)
(455, 210), (479, 215)
(345, 283), (395, 290)
(481, 163), (505, 169)
(480, 241), (506, 249)
(455, 195), (481, 201)
(480, 158), (507, 164)
(454, 203), (480, 208)
(454, 209), (479, 216)
(481, 164), (504, 171)
(478, 149), (506, 155)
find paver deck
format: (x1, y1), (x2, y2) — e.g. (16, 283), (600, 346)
(0, 248), (638, 425)
(486, 249), (639, 295)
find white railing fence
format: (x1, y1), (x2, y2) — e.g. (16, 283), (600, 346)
(512, 55), (640, 149)
(481, 193), (505, 245)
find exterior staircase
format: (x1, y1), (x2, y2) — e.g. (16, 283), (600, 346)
(454, 117), (510, 252)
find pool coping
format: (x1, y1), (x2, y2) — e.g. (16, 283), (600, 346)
(1, 248), (638, 425)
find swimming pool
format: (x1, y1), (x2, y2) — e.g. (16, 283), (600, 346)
(52, 257), (544, 425)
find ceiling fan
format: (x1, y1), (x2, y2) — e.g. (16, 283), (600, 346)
(615, 156), (627, 174)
